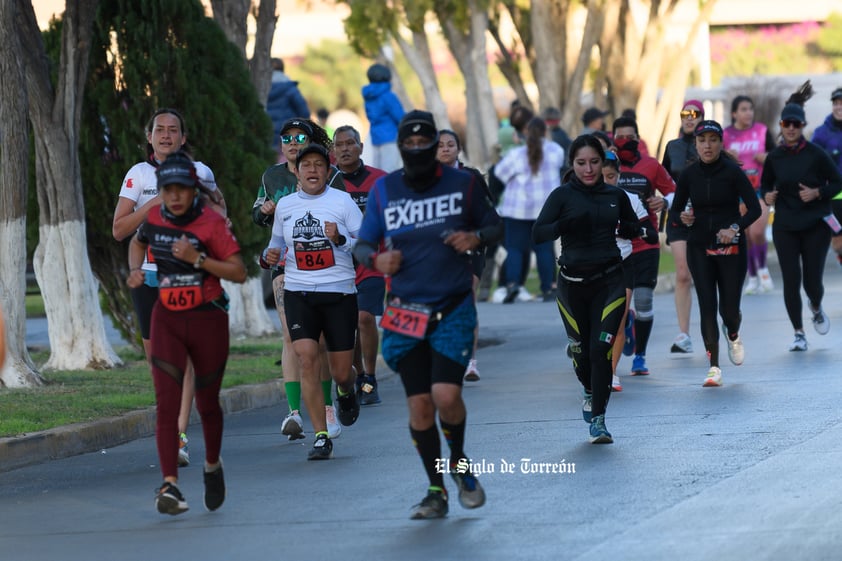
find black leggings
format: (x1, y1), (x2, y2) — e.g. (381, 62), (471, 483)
(686, 245), (747, 367)
(772, 223), (832, 331)
(556, 268), (626, 417)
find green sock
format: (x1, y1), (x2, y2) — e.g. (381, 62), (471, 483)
(284, 381), (301, 412)
(322, 380), (333, 406)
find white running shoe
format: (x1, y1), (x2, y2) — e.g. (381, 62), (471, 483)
(491, 286), (508, 304)
(177, 432), (190, 467)
(515, 286), (534, 302)
(743, 276), (760, 295)
(721, 323), (744, 365)
(758, 267), (774, 292)
(789, 332), (808, 352)
(703, 366), (722, 387)
(612, 375), (623, 392)
(281, 410), (305, 441)
(325, 405), (342, 439)
(670, 332), (693, 353)
(811, 308), (830, 336)
(464, 359), (480, 382)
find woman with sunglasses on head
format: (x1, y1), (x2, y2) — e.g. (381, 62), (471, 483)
(669, 121), (760, 387)
(761, 83), (842, 352)
(723, 95), (776, 294)
(253, 118), (347, 443)
(534, 135), (655, 444)
(661, 101), (704, 356)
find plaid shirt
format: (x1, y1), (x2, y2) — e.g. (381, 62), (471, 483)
(495, 139), (565, 220)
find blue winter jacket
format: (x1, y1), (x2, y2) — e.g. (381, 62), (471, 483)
(362, 82), (405, 146)
(266, 74), (310, 146)
(812, 114), (842, 174)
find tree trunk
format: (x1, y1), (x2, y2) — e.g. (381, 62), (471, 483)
(250, 0), (278, 104)
(17, 0), (121, 371)
(394, 31), (451, 131)
(531, 0), (565, 111)
(209, 0), (249, 58)
(224, 277), (275, 339)
(0, 0), (43, 387)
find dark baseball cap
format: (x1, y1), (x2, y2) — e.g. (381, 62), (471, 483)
(582, 107), (609, 126)
(280, 118), (314, 137)
(694, 119), (723, 138)
(831, 88), (842, 101)
(294, 144), (331, 169)
(398, 110), (438, 144)
(156, 152), (196, 189)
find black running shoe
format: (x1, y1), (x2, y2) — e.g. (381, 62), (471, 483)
(410, 489), (449, 520)
(156, 481), (189, 515)
(307, 434), (333, 460)
(335, 387), (360, 426)
(358, 374), (381, 406)
(203, 463), (225, 511)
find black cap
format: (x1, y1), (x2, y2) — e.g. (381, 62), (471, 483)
(366, 63), (391, 83)
(280, 118), (314, 137)
(156, 152), (196, 189)
(398, 110), (438, 144)
(780, 103), (806, 124)
(694, 119), (724, 138)
(582, 107), (608, 126)
(294, 144), (331, 169)
(831, 88), (842, 101)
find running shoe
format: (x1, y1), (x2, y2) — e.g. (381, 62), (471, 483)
(542, 290), (557, 303)
(703, 366), (722, 387)
(335, 387), (360, 426)
(325, 405), (342, 439)
(743, 275), (760, 295)
(670, 332), (693, 353)
(155, 481), (189, 515)
(811, 308), (830, 336)
(623, 310), (636, 356)
(582, 389), (593, 423)
(464, 359), (480, 382)
(358, 374), (382, 405)
(502, 284), (518, 304)
(203, 462), (225, 511)
(307, 434), (333, 461)
(410, 489), (449, 520)
(758, 267), (774, 292)
(589, 415), (613, 444)
(721, 324), (744, 366)
(789, 332), (808, 352)
(515, 286), (534, 302)
(281, 410), (305, 441)
(177, 432), (190, 467)
(451, 469), (486, 509)
(612, 375), (623, 392)
(631, 354), (649, 376)
(491, 286), (508, 303)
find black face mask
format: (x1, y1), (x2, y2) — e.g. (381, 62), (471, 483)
(160, 192), (204, 226)
(614, 138), (639, 163)
(400, 140), (440, 191)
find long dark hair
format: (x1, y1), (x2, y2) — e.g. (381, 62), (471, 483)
(568, 134), (606, 167)
(729, 95), (753, 125)
(146, 108), (189, 158)
(525, 117), (547, 175)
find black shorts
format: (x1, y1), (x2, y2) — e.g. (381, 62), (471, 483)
(396, 340), (466, 397)
(627, 248), (659, 290)
(665, 221), (689, 244)
(356, 276), (385, 316)
(131, 283), (158, 340)
(283, 291), (358, 351)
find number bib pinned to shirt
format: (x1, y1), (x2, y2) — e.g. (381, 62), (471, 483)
(380, 299), (432, 339)
(159, 272), (205, 311)
(294, 239), (336, 271)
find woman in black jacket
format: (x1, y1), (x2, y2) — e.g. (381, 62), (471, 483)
(669, 120), (761, 388)
(761, 83), (842, 351)
(533, 135), (655, 444)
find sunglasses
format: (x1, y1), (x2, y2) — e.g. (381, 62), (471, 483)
(281, 134), (309, 144)
(779, 120), (804, 129)
(680, 110), (701, 119)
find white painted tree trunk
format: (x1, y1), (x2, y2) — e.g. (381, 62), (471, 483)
(223, 277), (276, 339)
(395, 31), (451, 131)
(34, 222), (122, 371)
(0, 221), (42, 388)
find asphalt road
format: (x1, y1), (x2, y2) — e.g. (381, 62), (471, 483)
(3, 261), (842, 561)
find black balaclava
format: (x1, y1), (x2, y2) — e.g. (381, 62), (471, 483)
(398, 110), (440, 191)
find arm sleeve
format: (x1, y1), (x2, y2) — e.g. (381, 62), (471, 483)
(759, 156), (776, 196)
(207, 215), (242, 261)
(654, 162), (676, 196)
(532, 187), (564, 244)
(252, 182), (273, 226)
(267, 204), (288, 256)
(338, 195), (364, 253)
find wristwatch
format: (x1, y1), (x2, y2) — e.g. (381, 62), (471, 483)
(194, 252), (207, 269)
(730, 224), (740, 232)
(474, 230), (484, 243)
